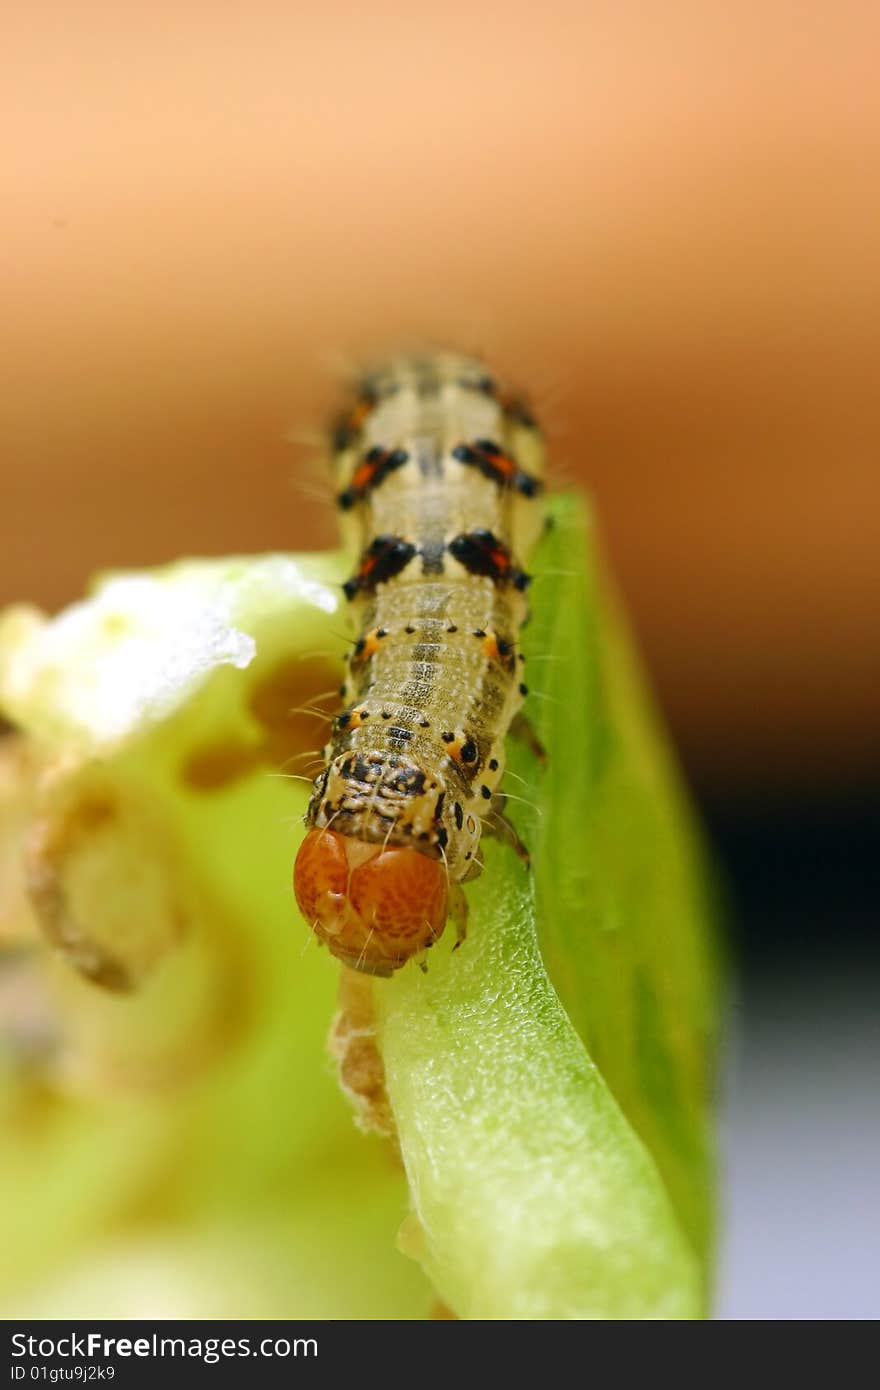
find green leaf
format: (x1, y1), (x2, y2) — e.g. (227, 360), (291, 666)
(530, 497), (722, 1266)
(376, 495), (720, 1318)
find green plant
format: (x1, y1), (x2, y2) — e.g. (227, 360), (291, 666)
(0, 494), (720, 1319)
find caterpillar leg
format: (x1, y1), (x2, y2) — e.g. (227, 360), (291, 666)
(483, 793), (531, 868)
(509, 711), (547, 765)
(418, 882), (468, 972)
(450, 882), (468, 952)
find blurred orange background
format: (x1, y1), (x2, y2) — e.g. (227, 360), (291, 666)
(4, 1), (878, 796)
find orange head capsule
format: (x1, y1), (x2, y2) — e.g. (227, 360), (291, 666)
(293, 827), (448, 975)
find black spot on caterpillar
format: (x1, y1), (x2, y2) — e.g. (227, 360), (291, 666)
(343, 535), (417, 599)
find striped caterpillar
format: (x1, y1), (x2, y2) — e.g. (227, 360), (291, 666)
(293, 351), (546, 975)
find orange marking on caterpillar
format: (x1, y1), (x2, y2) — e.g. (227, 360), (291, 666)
(336, 705), (371, 731)
(351, 628), (387, 665)
(348, 399), (374, 432)
(440, 730), (478, 765)
(452, 439), (542, 497)
(338, 448), (409, 511)
(480, 630), (512, 665)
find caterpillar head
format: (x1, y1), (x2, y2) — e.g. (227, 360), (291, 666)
(293, 828), (448, 975)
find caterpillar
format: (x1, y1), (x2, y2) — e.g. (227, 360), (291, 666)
(293, 351), (547, 975)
